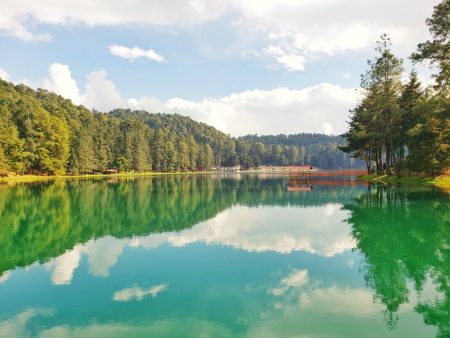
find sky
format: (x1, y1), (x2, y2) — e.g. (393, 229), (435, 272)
(0, 0), (440, 136)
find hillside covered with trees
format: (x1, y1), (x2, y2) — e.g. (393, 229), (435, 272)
(341, 0), (450, 177)
(0, 80), (361, 175)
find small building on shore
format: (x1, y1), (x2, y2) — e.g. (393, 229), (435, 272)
(104, 168), (118, 175)
(220, 165), (241, 172)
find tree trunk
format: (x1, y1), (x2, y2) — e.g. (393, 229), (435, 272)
(386, 145), (392, 176)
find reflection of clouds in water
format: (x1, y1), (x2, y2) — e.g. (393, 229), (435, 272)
(0, 308), (35, 338)
(129, 233), (169, 249)
(47, 204), (354, 284)
(270, 269), (384, 315)
(300, 285), (384, 315)
(0, 310), (233, 338)
(166, 205), (354, 256)
(0, 308), (53, 338)
(49, 246), (82, 285)
(85, 237), (125, 277)
(47, 237), (126, 285)
(253, 273), (439, 338)
(270, 269), (309, 296)
(113, 284), (167, 302)
(0, 271), (11, 283)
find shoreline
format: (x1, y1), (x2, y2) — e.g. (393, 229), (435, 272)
(2, 170), (449, 192)
(358, 174), (450, 192)
(0, 171), (219, 183)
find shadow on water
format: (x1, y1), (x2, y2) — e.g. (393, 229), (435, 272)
(344, 184), (450, 338)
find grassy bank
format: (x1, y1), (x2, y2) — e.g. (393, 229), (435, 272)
(0, 171), (218, 184)
(359, 173), (450, 191)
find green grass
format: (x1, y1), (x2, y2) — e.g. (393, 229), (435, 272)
(0, 171), (217, 183)
(359, 174), (450, 191)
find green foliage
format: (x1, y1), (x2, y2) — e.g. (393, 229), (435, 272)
(115, 156), (130, 172)
(0, 176), (367, 276)
(411, 0), (450, 89)
(343, 26), (450, 177)
(0, 80), (361, 175)
(344, 186), (450, 336)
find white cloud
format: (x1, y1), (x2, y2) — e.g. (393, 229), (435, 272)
(40, 63), (125, 112)
(0, 67), (11, 81)
(42, 63), (81, 104)
(80, 69), (124, 111)
(109, 44), (165, 62)
(0, 0), (233, 42)
(165, 84), (360, 135)
(37, 63), (359, 135)
(237, 0), (440, 57)
(113, 284), (167, 302)
(0, 0), (439, 74)
(263, 45), (305, 72)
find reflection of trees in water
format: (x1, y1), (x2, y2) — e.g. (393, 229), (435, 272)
(0, 176), (366, 275)
(344, 185), (449, 337)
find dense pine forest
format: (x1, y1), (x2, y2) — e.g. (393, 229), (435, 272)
(341, 0), (450, 177)
(0, 80), (360, 175)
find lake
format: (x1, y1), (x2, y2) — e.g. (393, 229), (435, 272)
(0, 175), (448, 338)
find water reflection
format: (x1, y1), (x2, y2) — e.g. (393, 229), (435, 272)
(0, 176), (448, 337)
(0, 175), (365, 276)
(344, 185), (449, 337)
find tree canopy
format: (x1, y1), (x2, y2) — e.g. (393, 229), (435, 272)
(342, 1), (450, 177)
(0, 80), (361, 175)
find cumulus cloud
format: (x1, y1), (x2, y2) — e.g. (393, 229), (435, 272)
(0, 0), (439, 74)
(42, 63), (81, 104)
(40, 64), (124, 111)
(237, 0), (439, 68)
(113, 284), (167, 302)
(0, 67), (11, 81)
(38, 63), (359, 135)
(263, 45), (305, 72)
(0, 0), (233, 42)
(109, 44), (165, 62)
(165, 84), (360, 135)
(80, 69), (124, 111)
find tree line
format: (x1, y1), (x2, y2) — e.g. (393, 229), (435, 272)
(0, 81), (361, 175)
(341, 0), (450, 177)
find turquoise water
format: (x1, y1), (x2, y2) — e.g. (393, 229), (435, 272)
(0, 175), (448, 337)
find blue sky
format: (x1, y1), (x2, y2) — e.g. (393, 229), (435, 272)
(0, 0), (439, 136)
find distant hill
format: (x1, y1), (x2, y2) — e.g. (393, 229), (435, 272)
(0, 79), (363, 175)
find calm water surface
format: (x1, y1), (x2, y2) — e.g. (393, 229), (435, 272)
(0, 175), (448, 338)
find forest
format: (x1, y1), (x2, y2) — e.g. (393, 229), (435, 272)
(0, 80), (360, 175)
(341, 0), (450, 177)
